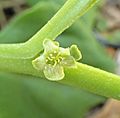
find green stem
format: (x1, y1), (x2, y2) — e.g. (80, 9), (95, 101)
(0, 44), (26, 59)
(1, 56), (120, 100)
(23, 0), (100, 57)
(28, 62), (120, 100)
(61, 63), (120, 100)
(0, 0), (99, 59)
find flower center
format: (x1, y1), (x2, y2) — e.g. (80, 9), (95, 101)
(46, 51), (63, 66)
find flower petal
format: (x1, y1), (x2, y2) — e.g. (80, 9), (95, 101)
(44, 64), (64, 81)
(70, 45), (82, 61)
(43, 39), (59, 53)
(61, 55), (76, 67)
(32, 55), (46, 71)
(59, 48), (70, 56)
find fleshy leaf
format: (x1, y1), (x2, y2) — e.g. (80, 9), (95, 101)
(32, 55), (46, 71)
(70, 45), (82, 61)
(61, 56), (76, 67)
(44, 64), (64, 81)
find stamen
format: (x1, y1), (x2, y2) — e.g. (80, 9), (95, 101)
(50, 54), (53, 57)
(46, 59), (48, 62)
(45, 66), (47, 69)
(53, 60), (57, 67)
(47, 56), (53, 61)
(54, 51), (57, 54)
(46, 51), (63, 66)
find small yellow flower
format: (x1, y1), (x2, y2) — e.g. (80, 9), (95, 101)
(32, 39), (82, 81)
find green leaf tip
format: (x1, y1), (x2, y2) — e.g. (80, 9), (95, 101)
(32, 39), (82, 81)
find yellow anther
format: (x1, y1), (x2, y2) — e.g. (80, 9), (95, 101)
(54, 51), (57, 54)
(47, 56), (53, 61)
(46, 59), (48, 62)
(50, 54), (53, 57)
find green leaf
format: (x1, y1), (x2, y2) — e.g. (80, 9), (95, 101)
(0, 1), (58, 43)
(25, 0), (66, 6)
(0, 72), (105, 118)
